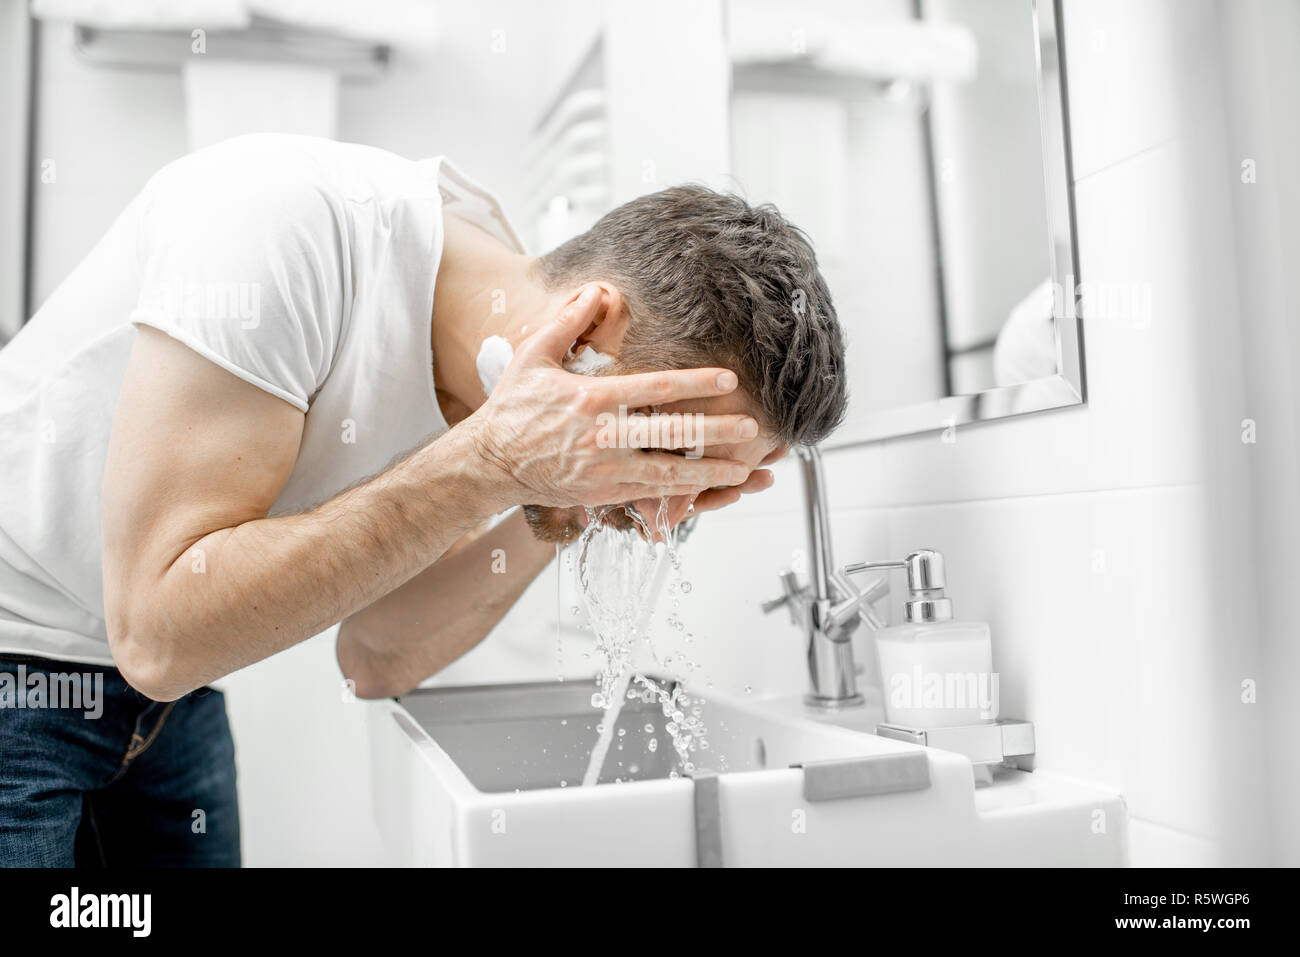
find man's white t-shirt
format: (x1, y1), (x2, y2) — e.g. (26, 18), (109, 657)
(0, 133), (524, 666)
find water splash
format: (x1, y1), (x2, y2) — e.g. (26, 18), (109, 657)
(631, 675), (707, 774)
(575, 499), (706, 786)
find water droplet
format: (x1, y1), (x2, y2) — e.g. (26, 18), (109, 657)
(560, 719), (567, 726)
(590, 692), (606, 709)
(617, 728), (626, 737)
(648, 738), (659, 752)
(644, 723), (655, 734)
(560, 780), (568, 788)
(681, 581), (693, 593)
(744, 685), (753, 694)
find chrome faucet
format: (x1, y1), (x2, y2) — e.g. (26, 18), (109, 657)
(761, 445), (888, 709)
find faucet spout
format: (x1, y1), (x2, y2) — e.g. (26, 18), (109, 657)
(794, 446), (834, 604)
(764, 445), (889, 708)
(790, 445), (864, 708)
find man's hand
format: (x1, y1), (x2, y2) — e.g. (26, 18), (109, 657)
(635, 455), (780, 539)
(465, 287), (758, 509)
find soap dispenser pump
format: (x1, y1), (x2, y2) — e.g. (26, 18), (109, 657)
(843, 549), (995, 729)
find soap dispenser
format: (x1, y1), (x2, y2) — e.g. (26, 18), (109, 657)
(843, 550), (995, 729)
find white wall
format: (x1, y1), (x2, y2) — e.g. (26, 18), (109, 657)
(0, 3), (30, 342)
(1217, 0), (1300, 866)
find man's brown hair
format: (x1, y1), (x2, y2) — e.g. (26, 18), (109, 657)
(535, 184), (848, 446)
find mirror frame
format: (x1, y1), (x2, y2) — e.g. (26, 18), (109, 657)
(825, 0), (1085, 449)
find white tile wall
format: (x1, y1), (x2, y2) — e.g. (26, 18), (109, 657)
(884, 487), (1220, 835)
(1217, 0), (1300, 867)
(1059, 0), (1186, 181)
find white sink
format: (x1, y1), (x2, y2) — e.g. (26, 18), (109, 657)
(367, 678), (1127, 866)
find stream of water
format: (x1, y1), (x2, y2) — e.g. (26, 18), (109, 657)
(573, 500), (704, 786)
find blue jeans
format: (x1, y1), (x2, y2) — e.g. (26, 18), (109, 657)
(0, 653), (240, 866)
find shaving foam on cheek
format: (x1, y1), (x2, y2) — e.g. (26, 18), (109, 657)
(475, 335), (615, 396)
(476, 335), (515, 396)
(563, 344), (615, 375)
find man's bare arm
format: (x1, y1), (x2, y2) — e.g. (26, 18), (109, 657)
(337, 464), (778, 699)
(337, 509), (555, 698)
(103, 290), (757, 701)
(102, 327), (516, 701)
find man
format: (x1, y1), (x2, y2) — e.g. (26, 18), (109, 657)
(0, 134), (846, 866)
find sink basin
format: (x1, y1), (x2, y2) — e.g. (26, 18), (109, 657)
(367, 677), (1127, 866)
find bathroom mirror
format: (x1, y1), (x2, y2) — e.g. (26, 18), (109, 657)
(726, 0), (1083, 445)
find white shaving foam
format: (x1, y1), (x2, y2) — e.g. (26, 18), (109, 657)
(563, 344), (615, 375)
(475, 334), (615, 395)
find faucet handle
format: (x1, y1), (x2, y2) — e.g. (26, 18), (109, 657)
(760, 569), (802, 617)
(829, 570), (890, 631)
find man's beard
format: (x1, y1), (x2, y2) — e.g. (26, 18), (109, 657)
(522, 503), (641, 544)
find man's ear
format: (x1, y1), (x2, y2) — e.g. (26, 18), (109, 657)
(568, 282), (628, 357)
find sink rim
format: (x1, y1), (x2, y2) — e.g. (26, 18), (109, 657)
(389, 675), (933, 800)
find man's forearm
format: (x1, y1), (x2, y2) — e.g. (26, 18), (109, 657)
(109, 423), (511, 701)
(337, 508), (556, 698)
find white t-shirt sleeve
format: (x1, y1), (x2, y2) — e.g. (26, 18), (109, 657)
(129, 142), (347, 412)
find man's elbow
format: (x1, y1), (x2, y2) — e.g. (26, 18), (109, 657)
(342, 657), (408, 700)
(337, 628), (413, 700)
(106, 612), (187, 703)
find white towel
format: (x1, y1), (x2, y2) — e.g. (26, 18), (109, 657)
(993, 278), (1058, 386)
(33, 0), (439, 50)
(248, 0), (438, 49)
(31, 0), (251, 30)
